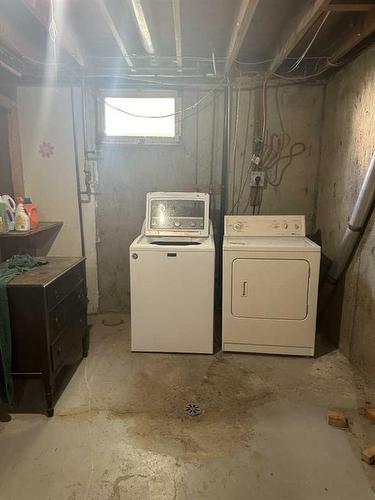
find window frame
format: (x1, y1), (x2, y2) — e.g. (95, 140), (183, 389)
(98, 89), (182, 145)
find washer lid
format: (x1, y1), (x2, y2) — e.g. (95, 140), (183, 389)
(145, 192), (210, 237)
(223, 236), (320, 252)
(130, 231), (215, 252)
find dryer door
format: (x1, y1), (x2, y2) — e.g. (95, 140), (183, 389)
(231, 258), (309, 320)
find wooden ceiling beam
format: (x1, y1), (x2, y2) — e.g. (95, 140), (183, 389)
(172, 0), (182, 71)
(95, 0), (135, 70)
(329, 9), (375, 61)
(0, 11), (45, 65)
(327, 2), (375, 11)
(20, 0), (86, 66)
(267, 0), (331, 75)
(224, 0), (260, 74)
(129, 0), (155, 55)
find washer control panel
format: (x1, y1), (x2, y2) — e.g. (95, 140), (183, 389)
(225, 215), (306, 237)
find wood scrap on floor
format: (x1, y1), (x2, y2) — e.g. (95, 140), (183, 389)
(361, 445), (375, 465)
(327, 410), (349, 429)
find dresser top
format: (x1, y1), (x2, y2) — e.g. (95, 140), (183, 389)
(7, 257), (85, 287)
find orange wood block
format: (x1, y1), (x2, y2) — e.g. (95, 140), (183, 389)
(327, 410), (349, 429)
(361, 445), (375, 465)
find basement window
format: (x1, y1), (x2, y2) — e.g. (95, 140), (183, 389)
(101, 91), (181, 144)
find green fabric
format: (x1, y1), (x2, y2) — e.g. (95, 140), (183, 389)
(0, 255), (47, 403)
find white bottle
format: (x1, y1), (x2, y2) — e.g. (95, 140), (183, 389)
(15, 201), (30, 231)
(1, 195), (16, 230)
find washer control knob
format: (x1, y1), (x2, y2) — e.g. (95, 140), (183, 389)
(132, 253), (138, 260)
(233, 222), (243, 231)
(295, 224), (300, 230)
(174, 221), (181, 227)
(284, 223), (289, 229)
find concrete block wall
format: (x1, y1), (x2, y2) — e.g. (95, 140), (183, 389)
(315, 46), (375, 381)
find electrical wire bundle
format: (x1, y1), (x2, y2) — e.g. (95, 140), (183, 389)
(263, 131), (306, 187)
(263, 84), (307, 187)
(230, 83), (307, 215)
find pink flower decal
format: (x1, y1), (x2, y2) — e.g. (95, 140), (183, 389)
(38, 141), (54, 158)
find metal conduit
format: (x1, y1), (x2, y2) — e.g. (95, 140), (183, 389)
(320, 152), (375, 310)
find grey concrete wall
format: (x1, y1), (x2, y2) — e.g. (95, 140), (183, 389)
(228, 82), (325, 232)
(97, 82), (324, 312)
(96, 89), (225, 312)
(316, 46), (375, 380)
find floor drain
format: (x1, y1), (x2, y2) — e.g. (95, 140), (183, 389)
(185, 403), (201, 417)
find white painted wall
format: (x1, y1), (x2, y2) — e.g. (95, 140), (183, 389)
(17, 86), (99, 313)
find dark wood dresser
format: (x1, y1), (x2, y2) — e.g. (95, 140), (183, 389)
(6, 257), (89, 417)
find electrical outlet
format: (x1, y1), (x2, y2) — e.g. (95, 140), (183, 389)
(250, 171), (265, 187)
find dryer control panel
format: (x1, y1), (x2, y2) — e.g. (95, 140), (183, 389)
(225, 215), (306, 237)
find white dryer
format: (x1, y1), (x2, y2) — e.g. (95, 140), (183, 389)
(222, 215), (321, 356)
(130, 192), (215, 353)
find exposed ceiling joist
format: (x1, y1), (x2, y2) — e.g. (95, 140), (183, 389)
(21, 0), (86, 66)
(224, 0), (260, 74)
(330, 8), (375, 61)
(0, 61), (21, 77)
(267, 0), (331, 75)
(327, 3), (375, 11)
(0, 11), (45, 66)
(172, 0), (182, 71)
(95, 0), (135, 70)
(129, 0), (155, 55)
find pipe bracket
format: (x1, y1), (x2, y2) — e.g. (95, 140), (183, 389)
(348, 224), (362, 232)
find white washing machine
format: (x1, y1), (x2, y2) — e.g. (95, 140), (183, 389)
(130, 192), (215, 353)
(222, 215), (321, 356)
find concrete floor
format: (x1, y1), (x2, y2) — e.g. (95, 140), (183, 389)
(0, 314), (375, 500)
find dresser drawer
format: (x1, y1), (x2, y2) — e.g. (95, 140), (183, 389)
(49, 282), (86, 344)
(51, 316), (85, 374)
(47, 264), (84, 310)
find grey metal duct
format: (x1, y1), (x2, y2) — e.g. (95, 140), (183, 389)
(319, 151), (375, 310)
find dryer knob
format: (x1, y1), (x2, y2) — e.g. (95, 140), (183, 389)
(132, 253), (138, 260)
(233, 222), (243, 231)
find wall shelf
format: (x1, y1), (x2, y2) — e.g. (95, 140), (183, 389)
(0, 222), (64, 262)
(0, 221), (63, 238)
